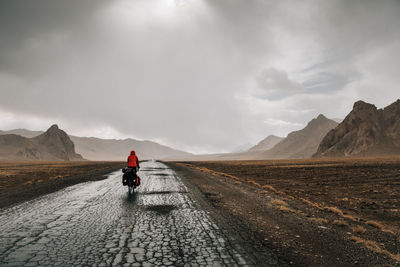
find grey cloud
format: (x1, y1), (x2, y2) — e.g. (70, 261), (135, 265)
(302, 71), (354, 94)
(255, 68), (304, 100)
(0, 0), (109, 75)
(0, 0), (400, 153)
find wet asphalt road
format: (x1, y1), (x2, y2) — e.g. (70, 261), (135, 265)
(0, 161), (247, 266)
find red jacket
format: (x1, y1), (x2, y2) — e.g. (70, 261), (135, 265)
(127, 150), (139, 167)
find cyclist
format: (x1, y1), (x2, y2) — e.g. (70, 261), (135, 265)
(127, 150), (140, 186)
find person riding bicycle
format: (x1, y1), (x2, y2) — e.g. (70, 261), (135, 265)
(127, 150), (140, 171)
(126, 150), (140, 186)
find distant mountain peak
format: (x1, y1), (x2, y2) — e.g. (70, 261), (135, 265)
(304, 114), (332, 129)
(0, 125), (82, 161)
(45, 124), (60, 134)
(258, 115), (338, 159)
(249, 135), (284, 152)
(383, 98), (400, 111)
(353, 100), (376, 110)
(46, 124), (60, 133)
(39, 125), (69, 141)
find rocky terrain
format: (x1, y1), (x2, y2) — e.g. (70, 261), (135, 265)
(0, 125), (82, 161)
(315, 99), (400, 157)
(258, 115), (338, 159)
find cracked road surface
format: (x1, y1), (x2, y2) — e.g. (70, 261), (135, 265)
(0, 161), (247, 266)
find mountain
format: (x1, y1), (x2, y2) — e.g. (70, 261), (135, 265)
(180, 115), (338, 161)
(258, 115), (338, 159)
(0, 125), (83, 160)
(314, 99), (400, 157)
(0, 129), (44, 138)
(0, 128), (191, 160)
(249, 135), (283, 152)
(69, 136), (191, 161)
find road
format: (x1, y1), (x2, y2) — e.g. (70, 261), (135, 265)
(0, 161), (247, 266)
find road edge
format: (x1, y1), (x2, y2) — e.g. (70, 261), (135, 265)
(0, 165), (124, 209)
(165, 161), (288, 266)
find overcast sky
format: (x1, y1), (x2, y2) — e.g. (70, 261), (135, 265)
(0, 0), (399, 154)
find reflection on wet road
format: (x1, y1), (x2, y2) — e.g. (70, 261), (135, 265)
(0, 161), (246, 266)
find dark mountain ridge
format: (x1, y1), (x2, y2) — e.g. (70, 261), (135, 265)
(314, 99), (400, 157)
(0, 124), (82, 161)
(257, 114), (338, 159)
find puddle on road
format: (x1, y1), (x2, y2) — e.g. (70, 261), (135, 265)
(142, 191), (188, 195)
(145, 204), (176, 215)
(140, 167), (171, 172)
(150, 173), (170, 176)
(121, 193), (138, 206)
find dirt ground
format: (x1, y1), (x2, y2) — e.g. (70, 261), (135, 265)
(0, 161), (125, 208)
(167, 157), (400, 266)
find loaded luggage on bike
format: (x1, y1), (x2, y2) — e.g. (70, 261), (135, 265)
(122, 167), (140, 186)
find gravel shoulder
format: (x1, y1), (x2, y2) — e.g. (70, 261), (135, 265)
(166, 161), (400, 266)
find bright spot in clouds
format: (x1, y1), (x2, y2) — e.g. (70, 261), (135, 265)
(106, 0), (207, 27)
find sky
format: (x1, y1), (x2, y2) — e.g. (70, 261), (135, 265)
(0, 0), (399, 154)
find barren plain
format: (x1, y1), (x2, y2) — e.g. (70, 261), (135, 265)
(169, 157), (400, 265)
(0, 161), (125, 208)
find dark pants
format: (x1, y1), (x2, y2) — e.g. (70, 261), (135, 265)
(128, 167), (137, 177)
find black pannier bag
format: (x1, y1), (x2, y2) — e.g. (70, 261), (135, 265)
(121, 167), (137, 186)
(122, 172), (128, 186)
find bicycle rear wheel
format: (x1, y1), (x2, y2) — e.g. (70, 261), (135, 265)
(128, 177), (135, 195)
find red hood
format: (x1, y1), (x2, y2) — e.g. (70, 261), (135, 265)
(130, 150), (136, 156)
